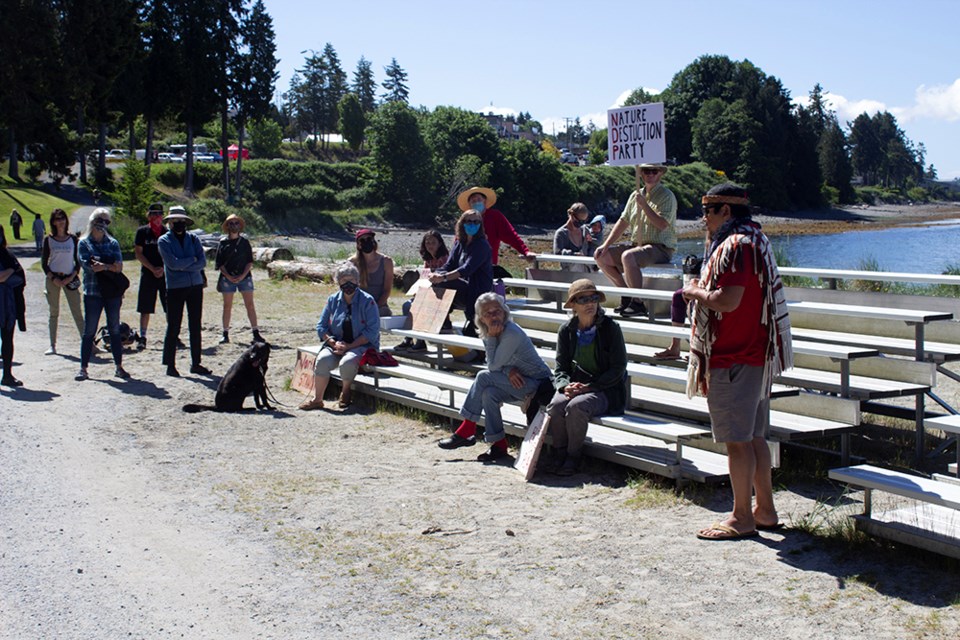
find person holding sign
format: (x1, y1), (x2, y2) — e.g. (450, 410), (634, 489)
(437, 293), (552, 463)
(457, 186), (535, 265)
(593, 163), (677, 317)
(545, 279), (628, 475)
(428, 211), (493, 337)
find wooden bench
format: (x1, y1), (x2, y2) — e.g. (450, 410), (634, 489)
(352, 358), (727, 483)
(780, 267), (960, 290)
(829, 464), (960, 558)
(924, 415), (960, 477)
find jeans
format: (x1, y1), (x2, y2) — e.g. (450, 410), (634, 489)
(459, 369), (544, 443)
(81, 295), (123, 369)
(164, 285), (204, 367)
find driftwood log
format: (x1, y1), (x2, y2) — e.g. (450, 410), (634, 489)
(204, 245), (295, 266)
(266, 260), (418, 289)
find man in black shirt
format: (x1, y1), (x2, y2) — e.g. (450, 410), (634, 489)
(133, 203), (167, 350)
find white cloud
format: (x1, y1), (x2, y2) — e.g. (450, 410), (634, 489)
(473, 104), (518, 118)
(905, 79), (960, 122)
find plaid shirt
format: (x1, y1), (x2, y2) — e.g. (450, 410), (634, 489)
(78, 234), (123, 298)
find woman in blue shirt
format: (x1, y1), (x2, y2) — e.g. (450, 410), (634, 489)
(428, 210), (493, 337)
(76, 208), (129, 381)
(299, 262), (380, 411)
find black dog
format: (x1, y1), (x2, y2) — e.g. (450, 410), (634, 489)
(183, 342), (272, 412)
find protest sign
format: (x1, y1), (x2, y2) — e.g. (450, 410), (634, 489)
(410, 284), (456, 334)
(606, 102), (666, 166)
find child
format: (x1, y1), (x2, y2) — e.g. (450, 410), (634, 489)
(395, 230), (449, 351)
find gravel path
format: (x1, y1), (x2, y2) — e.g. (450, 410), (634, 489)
(2, 241), (959, 638)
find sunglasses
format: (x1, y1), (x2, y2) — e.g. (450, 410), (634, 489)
(574, 293), (601, 305)
(701, 205), (723, 216)
(641, 168), (661, 175)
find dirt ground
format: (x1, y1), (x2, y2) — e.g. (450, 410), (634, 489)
(2, 206), (960, 639)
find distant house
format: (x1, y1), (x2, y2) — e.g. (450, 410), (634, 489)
(481, 113), (540, 143)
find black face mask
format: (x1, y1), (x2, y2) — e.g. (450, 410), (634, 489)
(359, 239), (376, 254)
(171, 221), (188, 234)
(340, 281), (358, 295)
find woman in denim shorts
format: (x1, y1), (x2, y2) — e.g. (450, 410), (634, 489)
(215, 214), (262, 344)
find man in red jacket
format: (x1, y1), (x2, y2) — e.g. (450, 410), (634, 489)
(456, 187), (536, 266)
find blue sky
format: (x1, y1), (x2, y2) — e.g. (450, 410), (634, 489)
(263, 0), (960, 179)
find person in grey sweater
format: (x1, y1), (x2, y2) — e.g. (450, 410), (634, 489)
(437, 293), (552, 462)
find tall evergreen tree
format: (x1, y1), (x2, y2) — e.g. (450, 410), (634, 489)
(818, 118), (855, 203)
(352, 56), (377, 112)
(338, 93), (365, 152)
(233, 0), (278, 198)
(320, 42), (347, 148)
(381, 58), (409, 104)
(141, 1), (180, 174)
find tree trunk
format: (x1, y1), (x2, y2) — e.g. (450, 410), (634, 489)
(7, 128), (19, 180)
(145, 119), (154, 175)
(128, 121), (135, 155)
(77, 108), (87, 184)
(235, 117), (245, 201)
(97, 124), (107, 186)
(185, 124), (195, 195)
(220, 103), (230, 201)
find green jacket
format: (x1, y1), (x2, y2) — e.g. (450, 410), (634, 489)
(553, 311), (628, 415)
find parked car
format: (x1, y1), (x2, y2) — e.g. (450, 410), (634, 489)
(105, 149), (129, 161)
(156, 152), (175, 162)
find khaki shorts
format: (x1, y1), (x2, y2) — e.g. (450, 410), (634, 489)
(605, 243), (673, 271)
(706, 363), (770, 443)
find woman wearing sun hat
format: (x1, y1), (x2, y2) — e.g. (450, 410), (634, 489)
(157, 206), (209, 377)
(546, 279), (628, 475)
(216, 214), (262, 345)
(456, 186), (535, 265)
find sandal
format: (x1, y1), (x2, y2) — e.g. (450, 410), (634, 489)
(338, 395), (352, 409)
(298, 398), (324, 411)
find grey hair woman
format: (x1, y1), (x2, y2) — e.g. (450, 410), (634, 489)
(299, 261), (380, 411)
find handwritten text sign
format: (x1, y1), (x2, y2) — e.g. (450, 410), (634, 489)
(410, 285), (456, 334)
(606, 102), (666, 166)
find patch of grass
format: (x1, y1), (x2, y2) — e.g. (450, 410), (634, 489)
(0, 177), (80, 246)
(788, 492), (868, 543)
(623, 473), (691, 509)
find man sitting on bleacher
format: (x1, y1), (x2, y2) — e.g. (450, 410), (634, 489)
(683, 183), (793, 540)
(593, 163), (677, 318)
(437, 293), (553, 463)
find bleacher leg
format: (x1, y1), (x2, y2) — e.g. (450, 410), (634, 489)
(863, 487), (872, 517)
(841, 434), (850, 466)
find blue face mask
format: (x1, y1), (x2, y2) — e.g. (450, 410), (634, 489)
(470, 201), (486, 214)
(464, 223), (481, 237)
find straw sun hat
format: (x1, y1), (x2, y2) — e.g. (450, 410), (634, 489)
(456, 186), (497, 211)
(564, 279), (606, 308)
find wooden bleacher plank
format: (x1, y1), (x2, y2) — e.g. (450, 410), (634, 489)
(829, 465), (960, 510)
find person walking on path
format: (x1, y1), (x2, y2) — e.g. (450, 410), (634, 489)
(75, 209), (130, 381)
(157, 206), (209, 378)
(683, 183), (792, 541)
(215, 214), (262, 345)
(593, 163), (677, 317)
(9, 209), (22, 240)
(0, 225), (27, 386)
(134, 203), (168, 350)
(40, 208), (84, 355)
(32, 213), (45, 253)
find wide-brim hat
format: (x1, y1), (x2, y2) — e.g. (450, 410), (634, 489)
(163, 206), (194, 225)
(638, 163), (668, 173)
(222, 214), (245, 232)
(564, 279), (606, 308)
(456, 186), (497, 211)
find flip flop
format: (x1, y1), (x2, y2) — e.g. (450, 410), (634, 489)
(298, 399), (325, 411)
(756, 522), (785, 531)
(696, 522), (759, 541)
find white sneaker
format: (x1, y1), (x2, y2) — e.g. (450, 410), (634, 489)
(44, 346), (56, 355)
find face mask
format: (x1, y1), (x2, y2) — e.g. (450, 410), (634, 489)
(171, 221), (187, 234)
(359, 239), (376, 254)
(149, 217), (164, 232)
(464, 223), (481, 237)
(93, 220), (110, 232)
(470, 201), (486, 214)
(340, 281), (358, 295)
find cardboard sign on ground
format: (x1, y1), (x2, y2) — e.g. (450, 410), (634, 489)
(515, 410), (550, 481)
(410, 284), (456, 334)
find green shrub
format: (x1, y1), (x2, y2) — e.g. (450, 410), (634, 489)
(261, 185), (338, 216)
(821, 184), (840, 205)
(336, 184), (378, 209)
(906, 187), (928, 202)
(198, 183), (227, 200)
(153, 164), (184, 188)
(185, 198), (266, 234)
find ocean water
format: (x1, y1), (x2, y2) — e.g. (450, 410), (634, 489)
(674, 219), (960, 275)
